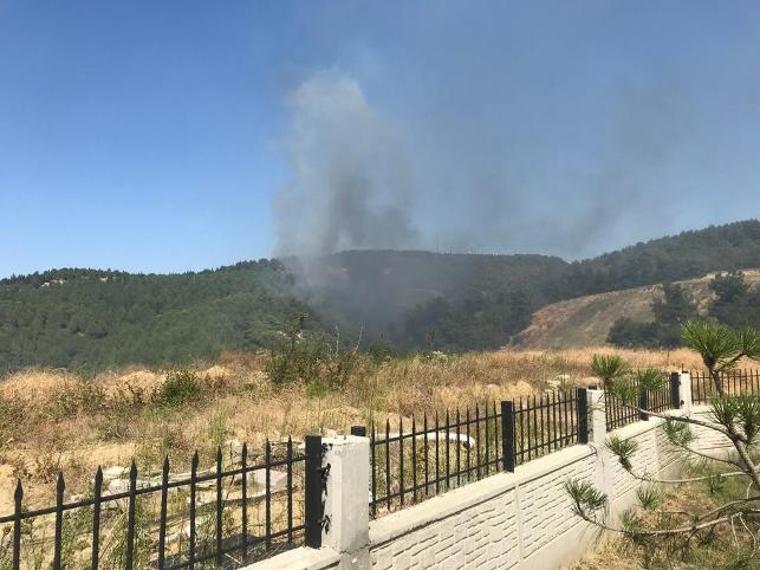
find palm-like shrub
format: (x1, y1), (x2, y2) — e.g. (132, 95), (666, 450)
(591, 354), (629, 388)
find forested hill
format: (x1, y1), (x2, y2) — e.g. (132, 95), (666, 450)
(565, 220), (760, 295)
(0, 260), (321, 370)
(357, 220), (760, 350)
(4, 219), (760, 370)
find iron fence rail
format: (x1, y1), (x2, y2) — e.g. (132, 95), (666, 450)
(513, 390), (579, 466)
(605, 372), (677, 431)
(366, 389), (585, 517)
(605, 388), (640, 431)
(0, 438), (323, 570)
(691, 369), (760, 403)
(367, 403), (502, 517)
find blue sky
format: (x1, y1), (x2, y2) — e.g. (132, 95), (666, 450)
(2, 2), (760, 278)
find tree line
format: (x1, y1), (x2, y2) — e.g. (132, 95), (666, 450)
(4, 220), (760, 370)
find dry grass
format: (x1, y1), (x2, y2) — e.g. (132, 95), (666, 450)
(0, 346), (707, 513)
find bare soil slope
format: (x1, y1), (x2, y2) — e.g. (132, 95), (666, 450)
(518, 269), (760, 349)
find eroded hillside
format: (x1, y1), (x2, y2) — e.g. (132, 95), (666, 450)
(518, 270), (760, 348)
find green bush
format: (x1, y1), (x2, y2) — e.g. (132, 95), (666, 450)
(152, 370), (204, 408)
(265, 334), (362, 392)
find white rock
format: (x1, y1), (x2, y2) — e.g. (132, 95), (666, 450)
(101, 466), (129, 480)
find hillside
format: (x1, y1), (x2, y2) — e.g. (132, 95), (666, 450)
(517, 270), (760, 348)
(4, 219), (760, 369)
(352, 220), (760, 350)
(295, 250), (569, 348)
(0, 260), (322, 371)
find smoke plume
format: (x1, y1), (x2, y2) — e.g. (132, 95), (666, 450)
(274, 69), (693, 262)
(274, 70), (418, 258)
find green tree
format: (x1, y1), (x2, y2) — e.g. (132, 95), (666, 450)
(708, 270), (760, 328)
(608, 282), (697, 348)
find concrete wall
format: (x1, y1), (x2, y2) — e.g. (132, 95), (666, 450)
(247, 379), (732, 570)
(367, 415), (685, 570)
(368, 447), (600, 570)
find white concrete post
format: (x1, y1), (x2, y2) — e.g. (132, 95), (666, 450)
(321, 435), (370, 569)
(587, 389), (607, 446)
(678, 370), (693, 416)
(586, 389), (611, 514)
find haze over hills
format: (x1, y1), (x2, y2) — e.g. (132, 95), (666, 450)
(4, 219), (760, 371)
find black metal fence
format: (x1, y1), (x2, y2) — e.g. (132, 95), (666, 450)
(366, 403), (502, 517)
(0, 437), (325, 570)
(605, 372), (679, 431)
(365, 389), (587, 517)
(691, 369), (760, 403)
(513, 390), (581, 467)
(605, 387), (640, 431)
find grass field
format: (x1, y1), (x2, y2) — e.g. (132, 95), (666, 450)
(0, 347), (708, 513)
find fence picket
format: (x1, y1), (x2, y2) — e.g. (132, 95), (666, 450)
(125, 461), (137, 570)
(53, 472), (64, 570)
(216, 446), (224, 567)
(399, 417), (405, 506)
(411, 415), (418, 502)
(287, 436), (294, 544)
(241, 442), (248, 561)
(92, 467), (103, 570)
(188, 452), (198, 569)
(157, 457), (168, 569)
(423, 413), (430, 496)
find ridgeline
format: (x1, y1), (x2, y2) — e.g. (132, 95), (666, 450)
(4, 220), (760, 370)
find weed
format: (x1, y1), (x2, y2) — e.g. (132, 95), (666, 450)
(134, 422), (182, 472)
(99, 497), (153, 569)
(208, 407), (228, 450)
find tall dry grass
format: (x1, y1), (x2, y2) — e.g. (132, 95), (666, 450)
(0, 346), (708, 511)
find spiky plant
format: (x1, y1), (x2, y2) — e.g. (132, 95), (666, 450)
(565, 479), (607, 519)
(607, 435), (638, 471)
(591, 354), (629, 388)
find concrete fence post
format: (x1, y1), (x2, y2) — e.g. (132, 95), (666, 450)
(586, 389), (611, 514)
(586, 389), (607, 446)
(678, 371), (693, 416)
(576, 389), (589, 444)
(321, 435), (370, 569)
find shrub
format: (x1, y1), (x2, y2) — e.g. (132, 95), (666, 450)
(152, 370), (204, 408)
(265, 332), (364, 391)
(265, 340), (323, 387)
(590, 353), (629, 387)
